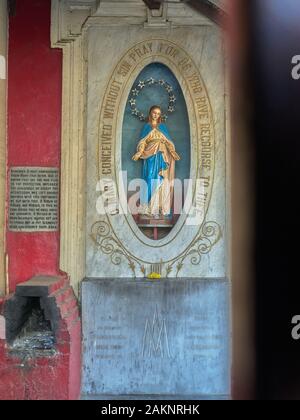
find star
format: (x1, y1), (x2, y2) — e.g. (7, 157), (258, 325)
(158, 79), (165, 86)
(129, 98), (136, 106)
(139, 114), (145, 121)
(138, 80), (145, 89)
(165, 84), (173, 93)
(131, 88), (139, 96)
(147, 77), (155, 85)
(169, 94), (176, 102)
(131, 109), (139, 116)
(168, 106), (175, 113)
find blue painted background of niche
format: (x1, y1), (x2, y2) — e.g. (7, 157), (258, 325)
(122, 63), (191, 186)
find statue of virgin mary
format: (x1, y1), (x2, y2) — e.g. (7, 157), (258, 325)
(132, 105), (180, 217)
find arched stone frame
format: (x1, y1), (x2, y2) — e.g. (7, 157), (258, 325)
(0, 0), (8, 296)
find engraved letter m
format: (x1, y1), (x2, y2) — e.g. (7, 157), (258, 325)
(141, 306), (171, 358)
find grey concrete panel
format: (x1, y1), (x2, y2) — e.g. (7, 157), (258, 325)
(82, 278), (230, 398)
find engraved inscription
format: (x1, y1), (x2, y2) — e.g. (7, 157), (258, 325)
(185, 313), (222, 359)
(9, 167), (59, 232)
(99, 39), (214, 191)
(94, 318), (126, 360)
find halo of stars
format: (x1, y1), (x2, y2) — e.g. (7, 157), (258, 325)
(128, 78), (177, 122)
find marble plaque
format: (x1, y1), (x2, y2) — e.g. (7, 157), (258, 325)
(9, 167), (59, 232)
(81, 278), (230, 398)
(86, 29), (226, 279)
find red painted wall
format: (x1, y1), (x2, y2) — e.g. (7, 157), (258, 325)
(7, 0), (62, 292)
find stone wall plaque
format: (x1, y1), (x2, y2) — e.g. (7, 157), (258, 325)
(9, 167), (59, 232)
(85, 24), (225, 279)
(82, 278), (230, 399)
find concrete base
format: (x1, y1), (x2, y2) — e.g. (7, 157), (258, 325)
(81, 277), (230, 399)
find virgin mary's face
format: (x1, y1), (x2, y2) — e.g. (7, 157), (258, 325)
(150, 108), (161, 122)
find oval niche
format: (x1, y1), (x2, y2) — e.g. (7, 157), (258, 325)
(122, 62), (191, 240)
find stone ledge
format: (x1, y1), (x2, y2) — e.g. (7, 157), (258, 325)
(15, 276), (68, 297)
